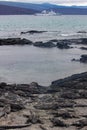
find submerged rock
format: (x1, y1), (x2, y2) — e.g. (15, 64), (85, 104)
(77, 31), (87, 33)
(21, 30), (47, 34)
(33, 41), (56, 48)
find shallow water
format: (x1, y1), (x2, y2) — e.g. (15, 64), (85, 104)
(0, 45), (87, 85)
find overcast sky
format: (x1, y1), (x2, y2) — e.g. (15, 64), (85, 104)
(2, 0), (87, 6)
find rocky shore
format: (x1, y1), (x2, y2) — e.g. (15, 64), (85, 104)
(0, 72), (87, 130)
(0, 37), (87, 48)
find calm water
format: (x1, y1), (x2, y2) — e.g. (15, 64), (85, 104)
(0, 15), (87, 85)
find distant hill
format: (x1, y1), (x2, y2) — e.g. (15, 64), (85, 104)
(52, 7), (87, 15)
(0, 1), (87, 15)
(0, 4), (39, 15)
(0, 1), (54, 11)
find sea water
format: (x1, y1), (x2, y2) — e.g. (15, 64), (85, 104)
(0, 15), (87, 85)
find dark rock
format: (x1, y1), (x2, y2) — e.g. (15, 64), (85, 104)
(34, 103), (58, 110)
(71, 58), (79, 62)
(72, 119), (87, 128)
(57, 40), (71, 49)
(71, 58), (76, 61)
(0, 124), (31, 129)
(0, 38), (33, 46)
(72, 55), (87, 63)
(10, 103), (25, 112)
(79, 91), (87, 98)
(77, 31), (87, 33)
(50, 72), (87, 90)
(35, 99), (76, 110)
(21, 30), (47, 34)
(49, 39), (58, 42)
(15, 82), (47, 94)
(0, 82), (7, 89)
(51, 118), (67, 127)
(53, 110), (76, 119)
(80, 54), (87, 63)
(80, 47), (87, 50)
(70, 38), (87, 45)
(33, 41), (56, 48)
(61, 91), (80, 99)
(20, 38), (32, 45)
(81, 38), (87, 45)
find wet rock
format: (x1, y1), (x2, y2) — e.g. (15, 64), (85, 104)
(20, 38), (33, 45)
(50, 72), (87, 90)
(71, 58), (79, 62)
(21, 30), (47, 34)
(77, 31), (87, 33)
(80, 54), (87, 63)
(57, 40), (72, 49)
(81, 38), (87, 45)
(49, 39), (58, 42)
(33, 41), (56, 48)
(0, 38), (33, 45)
(80, 47), (87, 50)
(57, 43), (70, 49)
(72, 54), (87, 63)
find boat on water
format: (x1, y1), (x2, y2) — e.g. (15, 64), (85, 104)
(35, 10), (60, 16)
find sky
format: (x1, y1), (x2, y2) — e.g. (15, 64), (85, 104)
(2, 0), (87, 6)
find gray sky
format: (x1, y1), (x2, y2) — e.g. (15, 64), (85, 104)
(3, 0), (87, 6)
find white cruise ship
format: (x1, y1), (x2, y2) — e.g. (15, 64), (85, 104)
(35, 10), (59, 16)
